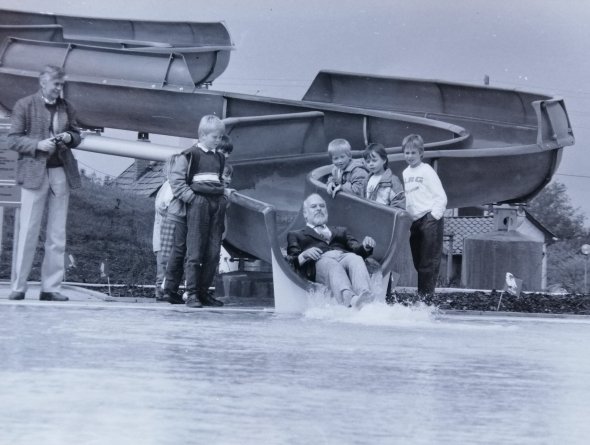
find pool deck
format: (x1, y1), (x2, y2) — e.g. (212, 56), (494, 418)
(1, 281), (588, 318)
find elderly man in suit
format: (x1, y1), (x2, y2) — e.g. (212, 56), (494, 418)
(8, 65), (82, 301)
(287, 193), (376, 308)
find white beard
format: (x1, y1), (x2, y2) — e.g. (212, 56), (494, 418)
(307, 212), (328, 227)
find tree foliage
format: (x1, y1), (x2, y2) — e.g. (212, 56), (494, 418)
(527, 181), (587, 239)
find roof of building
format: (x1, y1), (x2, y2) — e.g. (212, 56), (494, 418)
(115, 160), (166, 197)
(444, 216), (496, 255)
(523, 209), (558, 242)
(444, 211), (557, 255)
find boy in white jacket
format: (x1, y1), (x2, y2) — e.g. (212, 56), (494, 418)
(153, 163), (174, 300)
(402, 134), (447, 298)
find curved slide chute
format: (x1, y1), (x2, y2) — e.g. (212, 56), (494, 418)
(0, 9), (233, 48)
(0, 13), (576, 311)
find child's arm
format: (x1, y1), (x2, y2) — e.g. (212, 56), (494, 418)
(389, 175), (406, 209)
(155, 181), (174, 216)
(426, 167), (447, 219)
(341, 166), (368, 197)
(326, 172), (338, 197)
(168, 154), (196, 204)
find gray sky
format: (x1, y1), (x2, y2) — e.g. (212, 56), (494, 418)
(5, 0), (590, 220)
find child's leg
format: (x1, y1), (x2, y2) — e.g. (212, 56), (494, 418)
(155, 251), (164, 297)
(163, 218), (187, 294)
(158, 215), (176, 284)
(198, 195), (226, 296)
(415, 214), (444, 296)
(185, 195), (211, 296)
(409, 219), (422, 272)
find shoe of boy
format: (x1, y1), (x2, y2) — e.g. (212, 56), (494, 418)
(198, 290), (224, 307)
(185, 294), (203, 308)
(39, 292), (69, 302)
(9, 291), (25, 300)
(162, 292), (184, 305)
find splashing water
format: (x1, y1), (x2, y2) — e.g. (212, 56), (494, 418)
(304, 286), (439, 326)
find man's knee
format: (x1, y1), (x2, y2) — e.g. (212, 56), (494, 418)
(344, 252), (365, 267)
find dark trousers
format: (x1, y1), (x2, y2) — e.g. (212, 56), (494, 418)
(410, 213), (444, 296)
(185, 194), (226, 296)
(163, 218), (187, 294)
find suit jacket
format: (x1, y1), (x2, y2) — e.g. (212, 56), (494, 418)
(9, 90), (82, 190)
(287, 225), (373, 282)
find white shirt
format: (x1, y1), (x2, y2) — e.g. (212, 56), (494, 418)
(307, 223), (332, 241)
(365, 174), (382, 198)
(403, 162), (447, 220)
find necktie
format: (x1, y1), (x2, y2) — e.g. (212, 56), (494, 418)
(315, 225), (331, 242)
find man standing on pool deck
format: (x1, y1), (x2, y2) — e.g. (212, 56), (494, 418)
(402, 133), (447, 299)
(8, 65), (82, 302)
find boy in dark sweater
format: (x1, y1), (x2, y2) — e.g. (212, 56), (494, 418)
(164, 115), (226, 308)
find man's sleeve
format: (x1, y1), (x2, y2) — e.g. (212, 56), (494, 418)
(64, 101), (82, 148)
(7, 99), (38, 155)
(287, 231), (303, 266)
(343, 227), (373, 257)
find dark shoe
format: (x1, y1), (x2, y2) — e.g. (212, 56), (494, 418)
(198, 291), (224, 307)
(9, 291), (25, 300)
(385, 292), (397, 305)
(185, 294), (203, 308)
(39, 292), (69, 302)
(160, 291), (184, 305)
(418, 292), (434, 305)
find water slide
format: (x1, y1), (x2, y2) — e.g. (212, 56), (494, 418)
(0, 9), (233, 86)
(0, 11), (575, 311)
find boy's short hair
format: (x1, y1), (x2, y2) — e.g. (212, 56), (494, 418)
(402, 134), (425, 158)
(327, 138), (352, 157)
(217, 134), (234, 155)
(198, 114), (225, 138)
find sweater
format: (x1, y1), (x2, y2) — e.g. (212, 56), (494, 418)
(402, 162), (447, 220)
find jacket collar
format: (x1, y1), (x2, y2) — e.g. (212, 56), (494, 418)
(332, 158), (366, 175)
(368, 168), (394, 186)
(35, 90), (64, 107)
(303, 225), (328, 241)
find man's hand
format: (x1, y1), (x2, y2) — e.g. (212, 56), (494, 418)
(362, 236), (376, 250)
(300, 246), (323, 262)
(37, 137), (57, 153)
(55, 132), (72, 144)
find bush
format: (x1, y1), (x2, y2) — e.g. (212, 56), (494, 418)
(0, 181), (155, 285)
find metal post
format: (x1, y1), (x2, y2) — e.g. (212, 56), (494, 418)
(446, 234), (453, 285)
(585, 257), (588, 295)
(581, 244), (590, 295)
(11, 207), (19, 283)
(0, 206), (3, 259)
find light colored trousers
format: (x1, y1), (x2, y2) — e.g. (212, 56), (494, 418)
(315, 250), (371, 302)
(12, 167), (69, 293)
